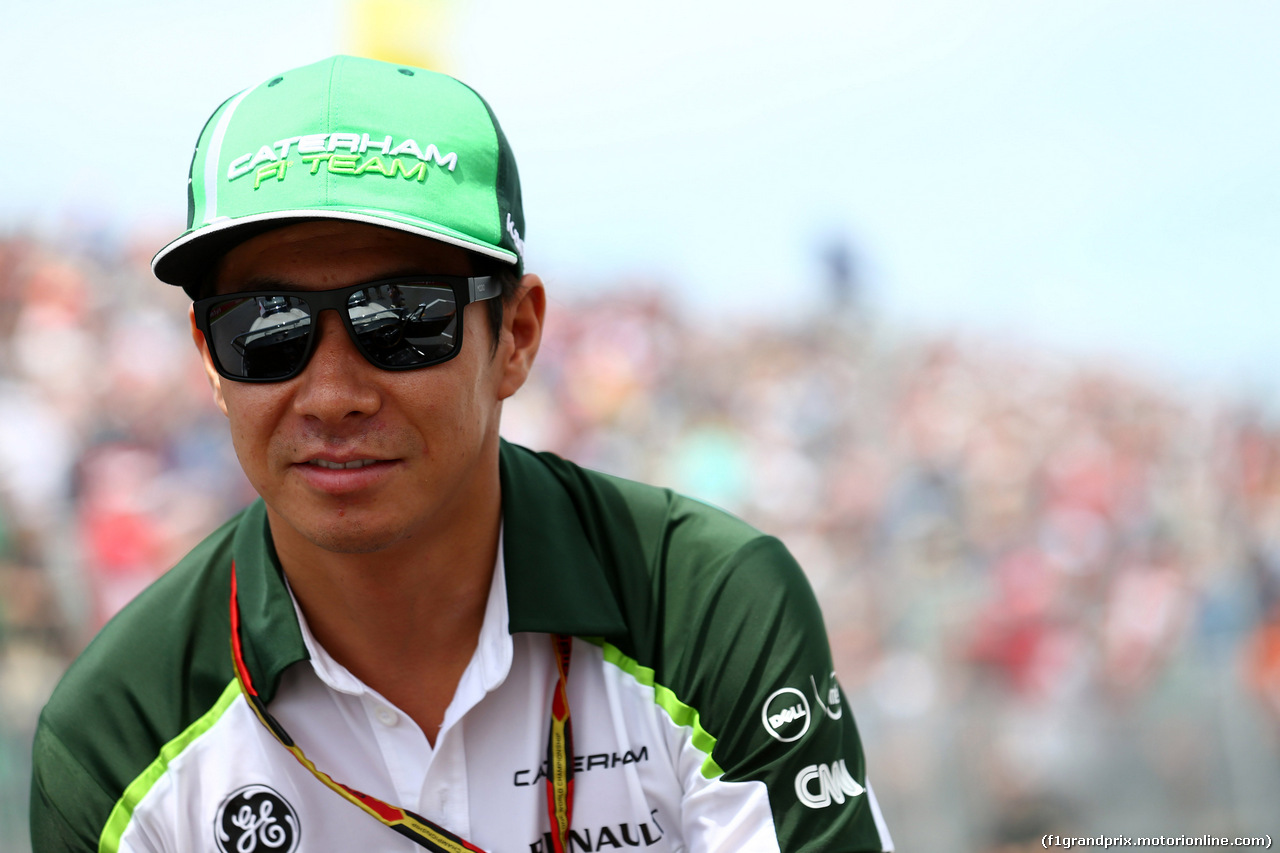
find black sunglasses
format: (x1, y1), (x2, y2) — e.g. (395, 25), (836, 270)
(193, 275), (500, 382)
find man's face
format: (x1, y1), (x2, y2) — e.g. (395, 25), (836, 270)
(193, 220), (535, 557)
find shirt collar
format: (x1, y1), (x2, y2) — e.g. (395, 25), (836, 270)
(231, 500), (308, 705)
(498, 440), (628, 638)
(475, 531), (514, 690)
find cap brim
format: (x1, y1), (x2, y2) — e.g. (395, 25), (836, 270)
(152, 209), (520, 298)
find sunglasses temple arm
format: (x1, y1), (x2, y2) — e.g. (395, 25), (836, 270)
(469, 276), (499, 303)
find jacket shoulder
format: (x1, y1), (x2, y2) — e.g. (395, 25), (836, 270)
(35, 507), (248, 824)
(513, 442), (770, 567)
(505, 443), (815, 654)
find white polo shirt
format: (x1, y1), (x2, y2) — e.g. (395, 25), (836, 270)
(269, 539), (777, 851)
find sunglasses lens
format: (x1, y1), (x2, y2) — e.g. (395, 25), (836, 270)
(202, 280), (466, 381)
(208, 295), (314, 380)
(347, 283), (459, 368)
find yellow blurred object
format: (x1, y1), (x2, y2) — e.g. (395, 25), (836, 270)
(343, 0), (452, 73)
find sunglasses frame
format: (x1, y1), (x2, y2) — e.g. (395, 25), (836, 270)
(193, 274), (500, 383)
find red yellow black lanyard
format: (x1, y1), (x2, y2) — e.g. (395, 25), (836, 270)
(229, 562), (576, 853)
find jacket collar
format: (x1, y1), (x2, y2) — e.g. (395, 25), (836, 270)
(499, 440), (627, 637)
(233, 441), (628, 703)
(231, 499), (308, 704)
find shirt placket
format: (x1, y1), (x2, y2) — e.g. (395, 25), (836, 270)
(360, 690), (433, 810)
(418, 718), (471, 838)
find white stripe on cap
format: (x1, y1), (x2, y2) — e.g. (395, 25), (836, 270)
(201, 85), (258, 226)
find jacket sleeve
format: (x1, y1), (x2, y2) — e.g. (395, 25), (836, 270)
(30, 721), (117, 853)
(669, 535), (893, 852)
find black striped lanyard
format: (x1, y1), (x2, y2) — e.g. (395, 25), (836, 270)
(229, 562), (576, 853)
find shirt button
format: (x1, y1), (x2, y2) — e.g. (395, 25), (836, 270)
(373, 706), (398, 726)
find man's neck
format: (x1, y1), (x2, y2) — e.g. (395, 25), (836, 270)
(267, 491), (502, 746)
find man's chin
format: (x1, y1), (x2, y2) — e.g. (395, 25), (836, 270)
(267, 507), (411, 556)
(260, 489), (420, 556)
(302, 522), (408, 555)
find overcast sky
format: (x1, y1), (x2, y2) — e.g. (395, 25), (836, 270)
(3, 0), (1278, 394)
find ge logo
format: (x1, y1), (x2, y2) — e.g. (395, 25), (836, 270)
(215, 785), (300, 853)
(762, 687), (811, 742)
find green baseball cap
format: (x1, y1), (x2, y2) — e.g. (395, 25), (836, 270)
(152, 55), (525, 297)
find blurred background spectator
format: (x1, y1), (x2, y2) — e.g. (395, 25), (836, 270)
(1, 230), (1277, 851)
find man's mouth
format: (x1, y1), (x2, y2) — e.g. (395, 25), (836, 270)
(307, 459), (381, 470)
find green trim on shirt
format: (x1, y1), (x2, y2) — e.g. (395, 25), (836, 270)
(98, 679), (243, 853)
(597, 641), (724, 779)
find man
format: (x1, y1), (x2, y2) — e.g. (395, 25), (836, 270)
(31, 56), (892, 852)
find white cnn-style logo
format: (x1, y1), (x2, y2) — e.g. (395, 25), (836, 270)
(794, 759), (865, 808)
(762, 687), (811, 742)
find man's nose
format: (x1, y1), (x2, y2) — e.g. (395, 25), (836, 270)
(290, 309), (382, 422)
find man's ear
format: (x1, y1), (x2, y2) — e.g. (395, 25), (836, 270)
(189, 304), (229, 417)
(496, 273), (546, 401)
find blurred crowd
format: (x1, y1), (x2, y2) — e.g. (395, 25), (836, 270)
(1, 231), (1278, 851)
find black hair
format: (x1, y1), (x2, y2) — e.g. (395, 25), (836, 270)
(485, 265), (524, 356)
